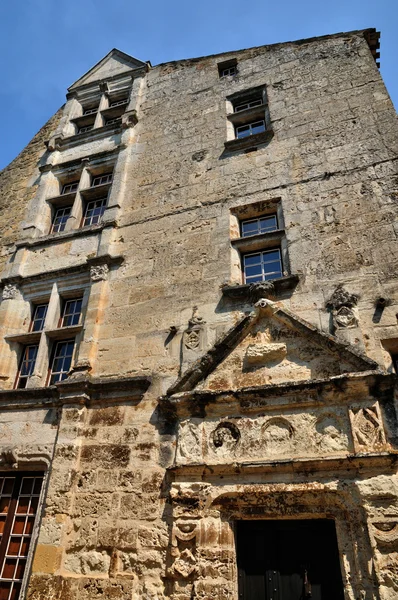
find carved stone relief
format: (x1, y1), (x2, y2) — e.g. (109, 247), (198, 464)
(334, 306), (357, 329)
(2, 283), (19, 300)
(0, 445), (52, 469)
(169, 521), (199, 578)
(90, 264), (109, 282)
(372, 522), (398, 545)
(262, 417), (294, 455)
(349, 403), (386, 452)
(315, 415), (348, 452)
(183, 306), (206, 352)
(177, 421), (201, 462)
(210, 422), (240, 453)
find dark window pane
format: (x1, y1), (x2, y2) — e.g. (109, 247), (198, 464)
(245, 265), (263, 278)
(244, 254), (262, 267)
(242, 221), (259, 236)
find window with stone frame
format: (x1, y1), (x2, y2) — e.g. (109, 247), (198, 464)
(229, 198), (290, 287)
(47, 339), (75, 385)
(0, 472), (44, 600)
(218, 58), (238, 78)
(44, 157), (115, 237)
(14, 345), (38, 389)
(7, 280), (90, 390)
(225, 85), (273, 151)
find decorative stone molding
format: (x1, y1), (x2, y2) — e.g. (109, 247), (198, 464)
(372, 522), (398, 544)
(169, 521), (199, 578)
(90, 264), (109, 282)
(0, 445), (52, 469)
(349, 402), (386, 452)
(2, 283), (19, 300)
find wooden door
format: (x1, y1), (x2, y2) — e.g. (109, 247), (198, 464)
(237, 519), (345, 600)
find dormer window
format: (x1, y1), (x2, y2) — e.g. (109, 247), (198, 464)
(61, 182), (79, 195)
(91, 173), (113, 187)
(109, 97), (128, 108)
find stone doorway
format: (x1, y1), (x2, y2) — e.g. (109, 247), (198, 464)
(236, 519), (344, 600)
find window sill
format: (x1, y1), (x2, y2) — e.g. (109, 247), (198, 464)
(222, 274), (300, 300)
(224, 129), (274, 152)
(57, 122), (123, 150)
(46, 190), (77, 208)
(16, 222), (114, 249)
(45, 324), (83, 340)
(5, 331), (42, 345)
(231, 229), (285, 253)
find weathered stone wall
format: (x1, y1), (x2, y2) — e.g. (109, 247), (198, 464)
(0, 30), (398, 600)
(0, 110), (63, 272)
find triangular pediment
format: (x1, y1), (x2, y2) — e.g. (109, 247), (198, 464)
(167, 300), (379, 396)
(68, 49), (147, 90)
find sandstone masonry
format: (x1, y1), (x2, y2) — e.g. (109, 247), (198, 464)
(0, 29), (398, 600)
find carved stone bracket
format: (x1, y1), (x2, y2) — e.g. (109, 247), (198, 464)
(122, 110), (138, 129)
(326, 285), (360, 331)
(2, 283), (19, 300)
(67, 359), (92, 382)
(349, 402), (386, 453)
(90, 264), (109, 282)
(169, 521), (199, 578)
(210, 421), (240, 452)
(326, 285), (359, 310)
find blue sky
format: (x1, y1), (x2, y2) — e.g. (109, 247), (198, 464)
(0, 0), (396, 170)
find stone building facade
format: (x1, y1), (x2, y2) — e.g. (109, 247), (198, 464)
(0, 27), (397, 600)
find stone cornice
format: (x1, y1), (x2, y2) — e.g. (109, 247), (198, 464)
(0, 375), (151, 410)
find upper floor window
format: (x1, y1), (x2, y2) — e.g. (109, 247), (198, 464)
(83, 198), (107, 227)
(243, 248), (283, 283)
(78, 124), (94, 134)
(51, 206), (72, 234)
(235, 98), (262, 112)
(109, 97), (128, 108)
(48, 340), (75, 385)
(83, 105), (99, 116)
(61, 298), (82, 327)
(61, 182), (79, 195)
(218, 58), (237, 78)
(30, 304), (48, 332)
(236, 120), (266, 139)
(91, 173), (113, 187)
(15, 345), (38, 389)
(241, 215), (278, 237)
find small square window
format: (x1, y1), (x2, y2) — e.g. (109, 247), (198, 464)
(30, 304), (48, 332)
(15, 345), (38, 389)
(49, 340), (75, 385)
(218, 59), (237, 78)
(234, 98), (263, 112)
(83, 105), (98, 116)
(83, 198), (107, 227)
(61, 182), (79, 195)
(61, 298), (82, 328)
(241, 215), (278, 237)
(91, 173), (113, 187)
(109, 97), (128, 108)
(78, 124), (93, 134)
(51, 206), (72, 234)
(243, 248), (283, 283)
(236, 120), (266, 139)
(105, 117), (122, 126)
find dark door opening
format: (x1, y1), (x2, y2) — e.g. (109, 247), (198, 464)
(237, 519), (345, 600)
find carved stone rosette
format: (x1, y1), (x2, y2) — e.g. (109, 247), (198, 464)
(169, 521), (199, 579)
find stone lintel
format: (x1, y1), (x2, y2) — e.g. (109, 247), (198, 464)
(169, 452), (398, 478)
